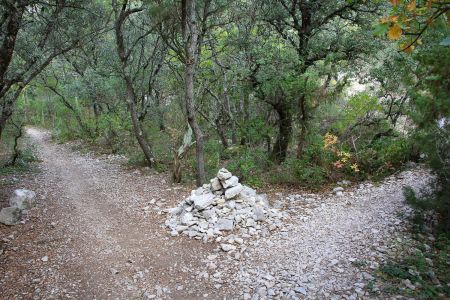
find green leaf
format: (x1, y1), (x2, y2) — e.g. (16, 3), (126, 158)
(373, 23), (389, 37)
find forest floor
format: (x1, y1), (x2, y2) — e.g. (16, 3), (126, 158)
(0, 128), (433, 300)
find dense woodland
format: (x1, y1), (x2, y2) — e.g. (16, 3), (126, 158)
(0, 1), (448, 227)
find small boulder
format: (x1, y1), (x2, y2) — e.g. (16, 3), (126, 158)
(202, 209), (217, 220)
(9, 189), (36, 210)
(333, 187), (344, 194)
(193, 193), (215, 210)
(220, 243), (237, 252)
(240, 186), (257, 199)
(0, 207), (22, 225)
(222, 176), (239, 189)
(215, 218), (234, 231)
(225, 184), (243, 200)
(210, 178), (222, 192)
(217, 168), (232, 181)
(180, 212), (193, 225)
(168, 206), (183, 216)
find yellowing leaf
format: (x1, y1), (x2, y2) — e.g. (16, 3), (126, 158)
(380, 16), (389, 23)
(407, 0), (416, 12)
(389, 16), (398, 23)
(388, 24), (402, 40)
(400, 43), (414, 53)
(389, 15), (399, 22)
(390, 0), (400, 6)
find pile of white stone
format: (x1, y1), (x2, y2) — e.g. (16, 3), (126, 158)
(165, 168), (285, 242)
(0, 189), (36, 225)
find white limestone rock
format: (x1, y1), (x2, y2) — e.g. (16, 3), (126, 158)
(222, 176), (239, 189)
(220, 243), (237, 252)
(181, 212), (194, 225)
(193, 193), (215, 210)
(225, 184), (243, 200)
(217, 168), (232, 181)
(240, 186), (257, 199)
(0, 207), (22, 225)
(215, 218), (234, 231)
(9, 189), (36, 210)
(210, 177), (223, 192)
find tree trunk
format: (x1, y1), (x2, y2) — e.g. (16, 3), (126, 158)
(296, 92), (308, 158)
(127, 87), (156, 167)
(5, 121), (22, 167)
(0, 4), (24, 98)
(115, 1), (156, 167)
(0, 86), (24, 139)
(155, 89), (165, 131)
(223, 75), (237, 145)
(240, 90), (250, 145)
(183, 0), (206, 186)
(270, 99), (292, 164)
(215, 118), (229, 148)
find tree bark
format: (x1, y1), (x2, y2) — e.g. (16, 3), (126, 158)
(215, 117), (229, 149)
(115, 0), (156, 167)
(155, 89), (165, 131)
(183, 0), (206, 186)
(5, 121), (22, 167)
(0, 3), (24, 97)
(270, 97), (292, 164)
(296, 92), (308, 158)
(127, 88), (156, 167)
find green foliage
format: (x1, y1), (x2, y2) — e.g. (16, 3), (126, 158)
(402, 29), (450, 234)
(204, 139), (222, 178)
(3, 0), (446, 192)
(239, 117), (273, 146)
(269, 134), (329, 187)
(283, 158), (326, 186)
(0, 146), (38, 176)
(405, 183), (450, 235)
(332, 92), (382, 133)
(226, 148), (268, 188)
(378, 235), (450, 300)
(357, 136), (413, 179)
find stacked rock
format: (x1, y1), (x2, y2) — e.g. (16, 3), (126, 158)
(165, 168), (285, 242)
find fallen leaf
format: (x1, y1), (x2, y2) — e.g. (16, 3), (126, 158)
(388, 24), (402, 40)
(407, 0), (416, 12)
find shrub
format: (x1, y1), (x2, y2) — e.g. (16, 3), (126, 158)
(226, 148), (268, 188)
(282, 158), (326, 187)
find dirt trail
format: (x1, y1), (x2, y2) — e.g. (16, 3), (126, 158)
(0, 128), (430, 300)
(1, 128), (221, 299)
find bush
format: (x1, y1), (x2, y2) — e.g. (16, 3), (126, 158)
(282, 158), (326, 187)
(357, 136), (413, 179)
(226, 148), (268, 188)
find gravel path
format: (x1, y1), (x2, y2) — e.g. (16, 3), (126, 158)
(0, 128), (431, 299)
(1, 128), (220, 299)
(217, 170), (431, 299)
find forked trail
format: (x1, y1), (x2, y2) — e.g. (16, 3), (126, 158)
(0, 128), (429, 299)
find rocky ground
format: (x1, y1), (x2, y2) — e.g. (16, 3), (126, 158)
(0, 128), (432, 299)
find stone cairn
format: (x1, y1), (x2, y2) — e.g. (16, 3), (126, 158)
(165, 168), (285, 245)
